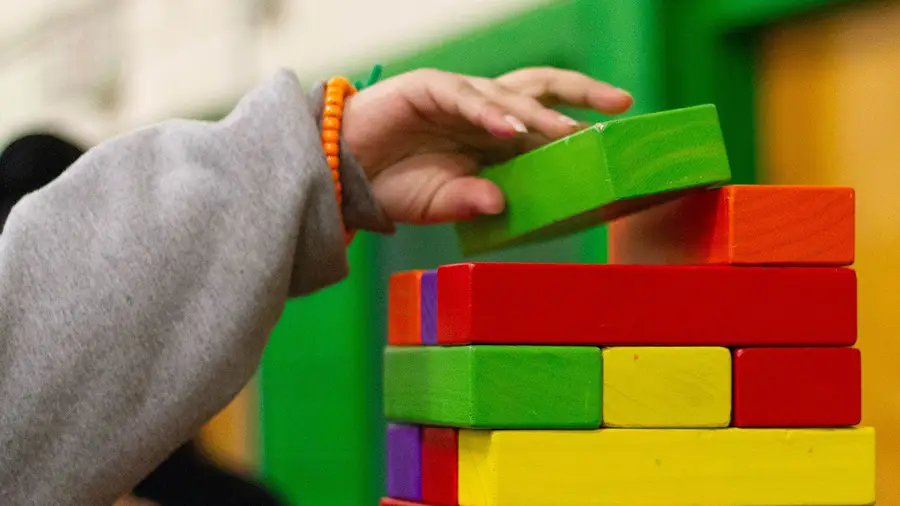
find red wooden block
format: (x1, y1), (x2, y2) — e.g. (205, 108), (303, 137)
(733, 347), (862, 427)
(436, 263), (856, 346)
(608, 185), (855, 266)
(389, 270), (426, 345)
(422, 428), (458, 506)
(381, 498), (434, 506)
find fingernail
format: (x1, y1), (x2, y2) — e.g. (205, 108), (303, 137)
(559, 114), (579, 127)
(617, 87), (633, 97)
(504, 115), (528, 134)
(479, 197), (505, 215)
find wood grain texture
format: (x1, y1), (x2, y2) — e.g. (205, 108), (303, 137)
(420, 271), (438, 345)
(458, 427), (876, 506)
(387, 423), (422, 501)
(383, 345), (602, 428)
(733, 347), (861, 427)
(454, 104), (731, 256)
(436, 262), (856, 346)
(602, 347), (730, 428)
(422, 427), (458, 506)
(389, 270), (426, 346)
(608, 185), (855, 266)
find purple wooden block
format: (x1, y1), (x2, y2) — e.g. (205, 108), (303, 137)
(420, 270), (437, 345)
(386, 423), (422, 500)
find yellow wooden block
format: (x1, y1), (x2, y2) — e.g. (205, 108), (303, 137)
(602, 346), (731, 427)
(458, 427), (875, 506)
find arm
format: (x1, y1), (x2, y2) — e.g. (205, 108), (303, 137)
(0, 69), (389, 505)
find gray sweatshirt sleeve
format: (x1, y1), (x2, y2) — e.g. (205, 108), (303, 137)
(0, 68), (392, 505)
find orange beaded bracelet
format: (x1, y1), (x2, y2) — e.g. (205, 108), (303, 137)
(321, 65), (382, 246)
(322, 76), (357, 244)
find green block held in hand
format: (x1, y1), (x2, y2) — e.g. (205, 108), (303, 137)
(455, 104), (732, 256)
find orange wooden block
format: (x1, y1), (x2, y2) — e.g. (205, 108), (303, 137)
(389, 270), (426, 345)
(608, 185), (855, 266)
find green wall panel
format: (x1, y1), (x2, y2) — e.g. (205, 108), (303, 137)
(576, 0), (663, 261)
(659, 1), (758, 185)
(260, 235), (378, 506)
(713, 0), (859, 28)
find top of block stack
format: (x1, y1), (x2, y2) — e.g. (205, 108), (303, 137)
(454, 104), (732, 256)
(387, 103), (857, 348)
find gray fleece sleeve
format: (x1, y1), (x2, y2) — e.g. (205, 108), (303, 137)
(0, 68), (391, 505)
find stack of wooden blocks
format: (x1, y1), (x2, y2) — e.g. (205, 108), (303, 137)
(381, 105), (875, 506)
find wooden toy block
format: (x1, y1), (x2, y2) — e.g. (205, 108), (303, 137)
(381, 499), (434, 506)
(458, 427), (876, 506)
(733, 347), (862, 427)
(454, 104), (731, 256)
(608, 185), (855, 266)
(383, 345), (602, 428)
(437, 263), (856, 346)
(422, 427), (458, 506)
(420, 271), (437, 345)
(386, 423), (422, 501)
(389, 270), (426, 345)
(602, 347), (731, 428)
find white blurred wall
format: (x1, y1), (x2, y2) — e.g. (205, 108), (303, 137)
(0, 0), (551, 146)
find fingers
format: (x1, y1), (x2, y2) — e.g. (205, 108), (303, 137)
(497, 67), (634, 115)
(405, 69), (530, 139)
(400, 67), (633, 154)
(468, 77), (585, 139)
(425, 176), (505, 223)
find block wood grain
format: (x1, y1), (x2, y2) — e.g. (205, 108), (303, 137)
(602, 347), (731, 428)
(455, 104), (731, 256)
(386, 423), (422, 501)
(733, 347), (862, 427)
(422, 427), (458, 506)
(458, 427), (876, 506)
(436, 263), (856, 346)
(383, 345), (602, 428)
(389, 270), (426, 345)
(608, 185), (855, 266)
(420, 271), (438, 345)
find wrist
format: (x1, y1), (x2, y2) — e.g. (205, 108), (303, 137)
(308, 80), (395, 235)
(341, 95), (383, 181)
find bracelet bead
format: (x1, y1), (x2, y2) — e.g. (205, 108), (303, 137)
(322, 76), (358, 244)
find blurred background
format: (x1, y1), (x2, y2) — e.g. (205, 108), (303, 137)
(2, 0), (898, 504)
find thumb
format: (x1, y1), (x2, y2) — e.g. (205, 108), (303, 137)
(425, 177), (505, 223)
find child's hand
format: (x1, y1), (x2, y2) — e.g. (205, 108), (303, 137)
(342, 67), (633, 225)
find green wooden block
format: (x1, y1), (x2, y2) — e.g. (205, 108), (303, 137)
(383, 345), (602, 428)
(455, 104), (732, 255)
